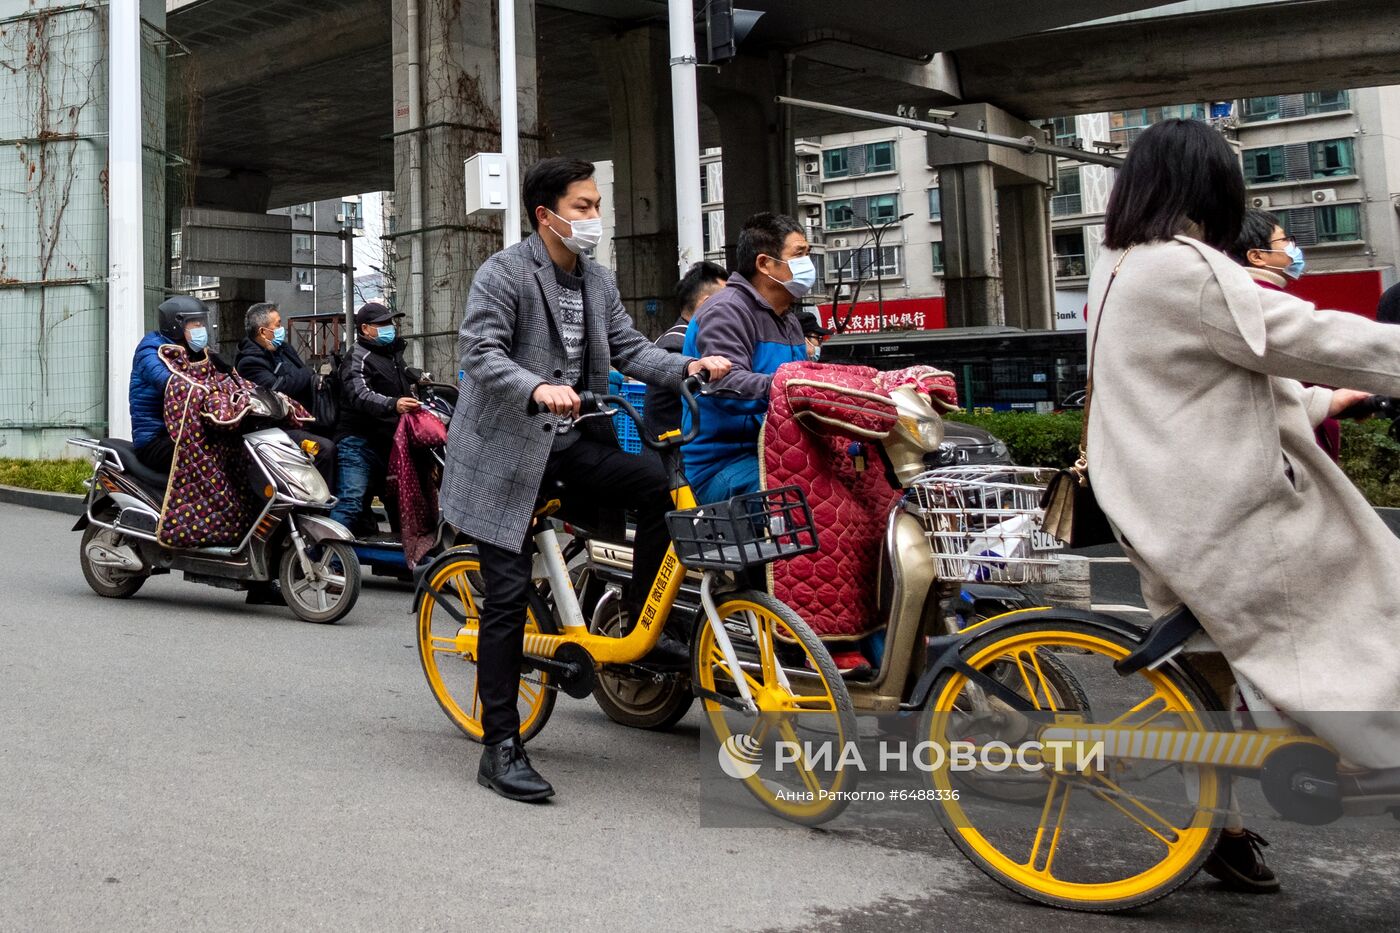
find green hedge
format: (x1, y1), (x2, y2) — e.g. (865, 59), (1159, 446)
(947, 411), (1400, 508)
(0, 458), (91, 495)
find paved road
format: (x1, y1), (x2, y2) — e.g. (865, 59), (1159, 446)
(2, 503), (1395, 932)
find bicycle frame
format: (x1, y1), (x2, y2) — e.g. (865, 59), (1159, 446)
(432, 411), (769, 713)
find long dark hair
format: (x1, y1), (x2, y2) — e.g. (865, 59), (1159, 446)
(1103, 119), (1245, 252)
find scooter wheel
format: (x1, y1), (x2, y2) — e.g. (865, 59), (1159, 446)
(280, 540), (361, 623)
(79, 525), (147, 599)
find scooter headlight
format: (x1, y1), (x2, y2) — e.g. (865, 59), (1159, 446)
(257, 441), (330, 503)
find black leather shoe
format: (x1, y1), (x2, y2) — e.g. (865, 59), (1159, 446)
(477, 737), (554, 802)
(640, 630), (691, 669)
(1202, 829), (1279, 893)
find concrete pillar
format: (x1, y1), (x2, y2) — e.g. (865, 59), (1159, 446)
(938, 163), (1002, 327)
(706, 55), (795, 266)
(192, 169), (273, 357)
(927, 103), (1054, 330)
(596, 25), (678, 339)
(998, 183), (1054, 330)
(390, 0), (539, 380)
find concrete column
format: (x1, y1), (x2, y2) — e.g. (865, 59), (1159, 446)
(390, 0), (539, 379)
(596, 25), (678, 338)
(938, 163), (1001, 327)
(192, 169), (273, 356)
(998, 183), (1054, 330)
(707, 55), (795, 266)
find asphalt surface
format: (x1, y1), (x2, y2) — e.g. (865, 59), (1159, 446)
(2, 502), (1396, 932)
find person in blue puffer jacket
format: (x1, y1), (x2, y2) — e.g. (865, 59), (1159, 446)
(681, 212), (812, 504)
(129, 296), (220, 472)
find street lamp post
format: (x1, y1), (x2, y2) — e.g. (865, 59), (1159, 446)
(858, 212), (914, 331)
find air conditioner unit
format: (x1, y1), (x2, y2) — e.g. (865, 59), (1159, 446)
(831, 237), (849, 248)
(1250, 195), (1272, 209)
(1312, 189), (1338, 203)
(335, 213), (346, 222)
(1068, 137), (1084, 149)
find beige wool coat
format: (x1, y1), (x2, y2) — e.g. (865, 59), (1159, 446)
(1086, 235), (1400, 769)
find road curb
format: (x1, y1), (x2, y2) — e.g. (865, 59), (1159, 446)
(0, 483), (85, 516)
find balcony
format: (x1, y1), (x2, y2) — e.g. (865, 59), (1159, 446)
(1055, 253), (1088, 278)
(797, 173), (822, 204)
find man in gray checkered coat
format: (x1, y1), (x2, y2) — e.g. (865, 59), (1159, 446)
(441, 157), (732, 802)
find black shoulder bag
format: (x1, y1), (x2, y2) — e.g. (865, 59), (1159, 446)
(1040, 247), (1134, 548)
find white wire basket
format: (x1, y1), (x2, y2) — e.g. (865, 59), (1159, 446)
(909, 466), (1065, 585)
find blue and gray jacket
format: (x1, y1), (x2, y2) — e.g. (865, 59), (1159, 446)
(681, 273), (807, 491)
(129, 331), (172, 447)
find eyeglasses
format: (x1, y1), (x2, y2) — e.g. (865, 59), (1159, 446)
(1269, 236), (1296, 248)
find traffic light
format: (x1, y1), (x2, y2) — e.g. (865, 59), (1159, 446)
(704, 1), (764, 65)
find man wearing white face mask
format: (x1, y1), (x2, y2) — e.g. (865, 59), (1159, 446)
(442, 157), (733, 801)
(680, 212), (812, 505)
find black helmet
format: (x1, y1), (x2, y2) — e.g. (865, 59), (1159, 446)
(158, 295), (211, 343)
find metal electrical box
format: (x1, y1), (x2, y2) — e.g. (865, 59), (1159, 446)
(464, 153), (509, 214)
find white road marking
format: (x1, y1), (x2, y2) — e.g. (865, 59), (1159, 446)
(1092, 603), (1151, 613)
(1082, 556), (1131, 564)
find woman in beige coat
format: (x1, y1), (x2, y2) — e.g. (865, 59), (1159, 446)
(1088, 121), (1400, 786)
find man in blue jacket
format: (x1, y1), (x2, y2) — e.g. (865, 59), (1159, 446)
(681, 212), (812, 503)
(129, 296), (217, 472)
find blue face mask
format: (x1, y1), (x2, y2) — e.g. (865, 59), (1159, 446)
(374, 325), (396, 346)
(187, 326), (209, 352)
(1284, 242), (1306, 280)
(764, 254), (817, 299)
(270, 325), (286, 348)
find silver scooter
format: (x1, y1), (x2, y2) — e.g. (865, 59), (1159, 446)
(68, 392), (361, 623)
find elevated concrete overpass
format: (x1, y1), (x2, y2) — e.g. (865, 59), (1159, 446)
(163, 0), (1400, 375)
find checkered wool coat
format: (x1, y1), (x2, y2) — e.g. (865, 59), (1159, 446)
(441, 235), (692, 552)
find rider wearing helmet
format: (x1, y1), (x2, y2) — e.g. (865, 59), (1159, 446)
(129, 296), (220, 472)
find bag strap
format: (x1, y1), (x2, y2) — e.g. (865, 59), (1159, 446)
(1076, 246), (1136, 471)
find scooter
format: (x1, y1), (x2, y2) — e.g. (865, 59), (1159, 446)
(564, 383), (1067, 731)
(68, 390), (361, 624)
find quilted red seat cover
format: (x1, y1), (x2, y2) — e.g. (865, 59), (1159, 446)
(761, 363), (902, 642)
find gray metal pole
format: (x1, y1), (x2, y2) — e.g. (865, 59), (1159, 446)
(342, 227), (355, 341)
(775, 95), (1126, 169)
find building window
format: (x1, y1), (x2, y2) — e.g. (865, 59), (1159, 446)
(1277, 204), (1363, 246)
(866, 141), (895, 173)
(826, 194), (901, 230)
(1242, 90), (1350, 122)
(1310, 138), (1354, 177)
(340, 202), (362, 227)
(294, 234), (313, 252)
(1053, 228), (1087, 278)
(826, 199), (854, 230)
(826, 245), (902, 282)
(700, 166), (709, 205)
(1304, 90), (1349, 113)
(1051, 166), (1083, 216)
(821, 141), (896, 179)
(822, 148), (848, 179)
(1049, 116), (1077, 146)
(1314, 204), (1362, 243)
(1244, 146), (1286, 184)
(931, 241), (945, 275)
(927, 187), (941, 221)
(1109, 104), (1206, 146)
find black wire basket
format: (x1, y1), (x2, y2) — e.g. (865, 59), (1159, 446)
(665, 486), (819, 571)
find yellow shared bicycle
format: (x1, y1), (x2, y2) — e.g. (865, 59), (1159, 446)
(911, 467), (1391, 910)
(412, 375), (858, 824)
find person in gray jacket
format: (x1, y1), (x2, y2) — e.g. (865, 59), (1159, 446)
(439, 157), (731, 802)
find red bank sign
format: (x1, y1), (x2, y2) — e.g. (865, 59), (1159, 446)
(817, 297), (947, 333)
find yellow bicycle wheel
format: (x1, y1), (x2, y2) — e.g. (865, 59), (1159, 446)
(417, 551), (556, 743)
(693, 590), (858, 826)
(923, 616), (1225, 911)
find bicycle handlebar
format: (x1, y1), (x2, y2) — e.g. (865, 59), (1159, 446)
(526, 370), (710, 451)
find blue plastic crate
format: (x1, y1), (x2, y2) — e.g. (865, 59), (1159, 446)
(613, 380), (648, 454)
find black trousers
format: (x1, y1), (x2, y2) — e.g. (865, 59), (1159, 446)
(475, 438), (672, 745)
(135, 434), (175, 473)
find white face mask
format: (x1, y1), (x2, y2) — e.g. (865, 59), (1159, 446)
(546, 209), (603, 254)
